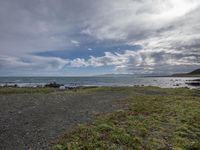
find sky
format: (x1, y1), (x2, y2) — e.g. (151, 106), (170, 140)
(0, 0), (200, 76)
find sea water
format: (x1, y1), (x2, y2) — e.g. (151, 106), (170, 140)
(0, 76), (199, 88)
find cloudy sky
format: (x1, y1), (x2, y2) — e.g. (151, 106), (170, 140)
(0, 0), (200, 76)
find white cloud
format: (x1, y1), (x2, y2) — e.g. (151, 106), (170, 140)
(79, 0), (200, 73)
(70, 58), (88, 67)
(68, 49), (200, 74)
(70, 40), (80, 47)
(81, 0), (200, 41)
(0, 0), (200, 75)
(0, 55), (69, 70)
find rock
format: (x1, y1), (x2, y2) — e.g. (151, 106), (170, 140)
(186, 79), (200, 87)
(45, 82), (63, 88)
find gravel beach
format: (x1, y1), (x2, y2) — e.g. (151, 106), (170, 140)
(0, 90), (129, 150)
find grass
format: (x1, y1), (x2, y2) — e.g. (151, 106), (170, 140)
(0, 87), (56, 94)
(52, 87), (200, 150)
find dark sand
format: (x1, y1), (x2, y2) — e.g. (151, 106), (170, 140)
(0, 91), (129, 150)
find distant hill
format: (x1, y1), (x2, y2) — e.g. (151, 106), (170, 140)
(95, 73), (165, 77)
(95, 74), (139, 77)
(171, 69), (200, 77)
(188, 69), (200, 75)
(96, 69), (200, 77)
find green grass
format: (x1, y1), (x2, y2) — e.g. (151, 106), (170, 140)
(52, 87), (200, 150)
(0, 87), (56, 94)
(67, 86), (170, 94)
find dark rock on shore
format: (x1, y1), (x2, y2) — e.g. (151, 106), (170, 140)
(45, 82), (63, 88)
(186, 79), (200, 87)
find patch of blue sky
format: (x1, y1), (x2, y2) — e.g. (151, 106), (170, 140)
(34, 41), (142, 59)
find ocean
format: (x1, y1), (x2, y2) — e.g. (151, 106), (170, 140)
(0, 76), (199, 88)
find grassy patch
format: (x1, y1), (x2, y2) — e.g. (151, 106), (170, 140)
(52, 87), (200, 150)
(68, 86), (167, 95)
(0, 87), (56, 94)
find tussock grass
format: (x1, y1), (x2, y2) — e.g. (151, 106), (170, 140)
(52, 87), (200, 150)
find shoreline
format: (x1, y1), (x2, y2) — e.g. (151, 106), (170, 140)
(0, 76), (200, 89)
(0, 81), (199, 89)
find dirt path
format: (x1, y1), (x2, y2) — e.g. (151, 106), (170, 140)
(0, 91), (129, 150)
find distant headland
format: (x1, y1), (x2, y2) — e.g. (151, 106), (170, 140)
(95, 69), (200, 77)
(171, 68), (200, 77)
